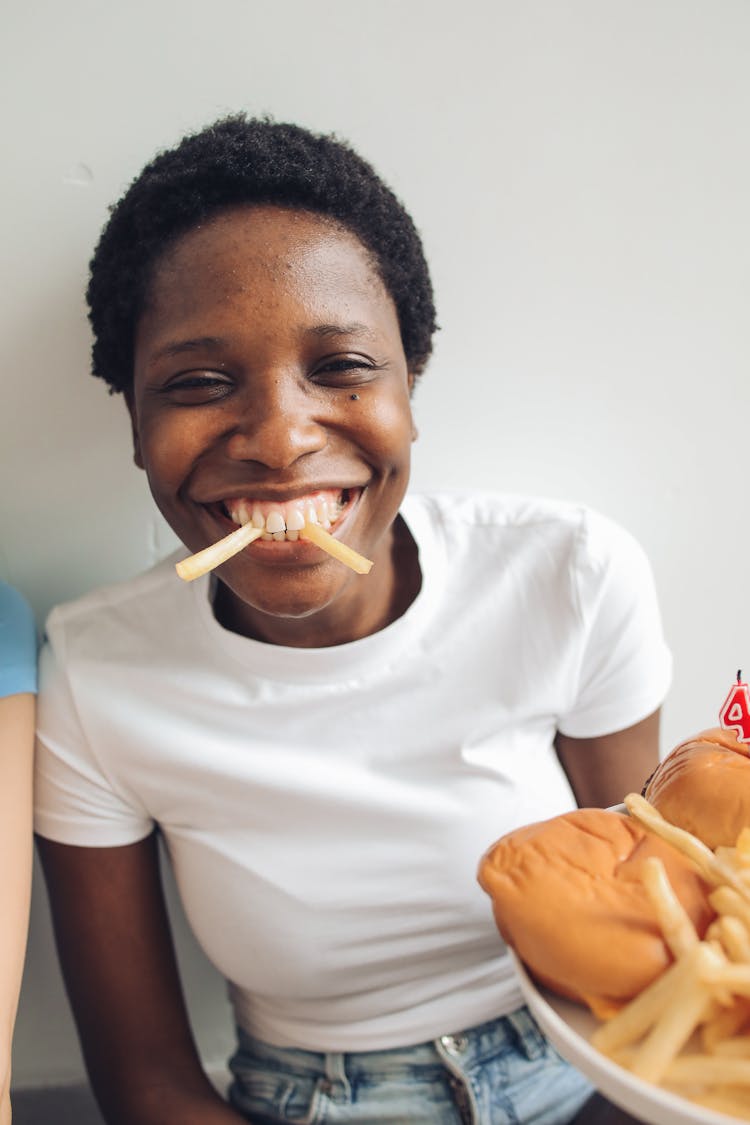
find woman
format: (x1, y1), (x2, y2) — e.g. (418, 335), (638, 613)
(0, 582), (36, 1124)
(35, 116), (671, 1124)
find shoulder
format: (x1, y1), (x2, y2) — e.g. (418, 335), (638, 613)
(0, 582), (38, 696)
(403, 492), (652, 609)
(43, 551), (188, 659)
(0, 582), (36, 636)
(405, 489), (633, 555)
(406, 488), (589, 530)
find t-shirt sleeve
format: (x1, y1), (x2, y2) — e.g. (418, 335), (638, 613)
(34, 621), (154, 846)
(0, 582), (37, 697)
(557, 511), (672, 739)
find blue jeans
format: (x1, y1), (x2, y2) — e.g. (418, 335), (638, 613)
(228, 1008), (593, 1124)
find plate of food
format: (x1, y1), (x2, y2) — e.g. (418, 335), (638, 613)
(479, 727), (750, 1125)
(510, 951), (741, 1125)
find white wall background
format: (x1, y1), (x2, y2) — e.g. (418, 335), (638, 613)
(3, 0), (748, 1090)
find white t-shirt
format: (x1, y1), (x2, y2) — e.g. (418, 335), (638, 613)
(35, 492), (672, 1051)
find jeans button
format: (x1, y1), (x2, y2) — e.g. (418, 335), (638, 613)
(440, 1034), (468, 1055)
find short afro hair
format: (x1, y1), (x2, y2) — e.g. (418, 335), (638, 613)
(86, 114), (438, 394)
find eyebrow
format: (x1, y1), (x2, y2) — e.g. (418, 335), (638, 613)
(311, 322), (377, 340)
(151, 324), (377, 362)
(150, 336), (226, 362)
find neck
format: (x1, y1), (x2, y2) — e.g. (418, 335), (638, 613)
(213, 516), (421, 649)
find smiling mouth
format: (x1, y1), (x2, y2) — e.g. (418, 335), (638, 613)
(220, 488), (355, 541)
(176, 486), (372, 582)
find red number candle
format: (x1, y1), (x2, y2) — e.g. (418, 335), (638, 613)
(719, 670), (750, 743)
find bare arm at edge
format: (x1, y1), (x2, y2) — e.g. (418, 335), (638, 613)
(555, 709), (661, 810)
(36, 832), (247, 1125)
(0, 693), (34, 1125)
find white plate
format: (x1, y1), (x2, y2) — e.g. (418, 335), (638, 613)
(511, 951), (741, 1125)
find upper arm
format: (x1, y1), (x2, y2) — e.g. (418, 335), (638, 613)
(555, 708), (661, 809)
(36, 832), (225, 1123)
(559, 512), (671, 745)
(0, 693), (34, 1092)
(554, 511), (669, 809)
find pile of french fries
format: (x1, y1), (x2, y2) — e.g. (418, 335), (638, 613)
(590, 792), (750, 1118)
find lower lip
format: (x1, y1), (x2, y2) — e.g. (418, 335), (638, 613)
(245, 535), (321, 561)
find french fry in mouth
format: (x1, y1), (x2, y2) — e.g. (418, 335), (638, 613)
(175, 523), (264, 581)
(301, 522), (373, 574)
(175, 518), (374, 582)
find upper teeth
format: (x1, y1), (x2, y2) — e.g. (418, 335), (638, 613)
(228, 494), (345, 540)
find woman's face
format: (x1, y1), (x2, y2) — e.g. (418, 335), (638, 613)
(128, 205), (418, 644)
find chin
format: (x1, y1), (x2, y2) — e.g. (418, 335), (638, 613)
(217, 570), (353, 634)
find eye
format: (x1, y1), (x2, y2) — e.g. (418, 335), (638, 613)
(161, 372), (234, 404)
(310, 356), (382, 388)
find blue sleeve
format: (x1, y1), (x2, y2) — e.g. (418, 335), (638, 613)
(0, 582), (38, 696)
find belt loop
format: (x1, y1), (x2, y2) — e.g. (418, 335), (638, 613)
(506, 1007), (546, 1060)
(321, 1051), (352, 1103)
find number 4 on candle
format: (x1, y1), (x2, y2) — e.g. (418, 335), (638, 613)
(719, 672), (750, 743)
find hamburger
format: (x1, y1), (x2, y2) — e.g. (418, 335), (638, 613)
(643, 727), (750, 850)
(477, 807), (714, 1019)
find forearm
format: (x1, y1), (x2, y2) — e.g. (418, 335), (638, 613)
(0, 691), (34, 1125)
(0, 830), (33, 1039)
(101, 1076), (247, 1125)
(37, 835), (249, 1125)
(77, 986), (249, 1124)
(0, 1003), (16, 1125)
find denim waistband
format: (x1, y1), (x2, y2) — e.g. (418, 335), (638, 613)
(235, 1006), (550, 1079)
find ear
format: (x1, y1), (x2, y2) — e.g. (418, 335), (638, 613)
(124, 391), (145, 469)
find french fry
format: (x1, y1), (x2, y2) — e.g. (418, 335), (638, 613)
(701, 998), (750, 1052)
(712, 915), (750, 965)
(301, 521), (373, 574)
(713, 849), (750, 895)
(590, 957), (688, 1054)
(698, 961), (750, 997)
(641, 856), (699, 958)
(690, 1088), (750, 1118)
(705, 919), (750, 1008)
(710, 886), (750, 934)
(716, 845), (750, 873)
(175, 523), (264, 581)
(586, 808), (750, 1118)
(174, 517), (375, 581)
(711, 1035), (750, 1058)
(628, 943), (719, 1084)
(663, 1053), (750, 1086)
(624, 793), (750, 900)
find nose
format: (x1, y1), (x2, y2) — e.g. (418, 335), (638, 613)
(223, 377), (328, 470)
